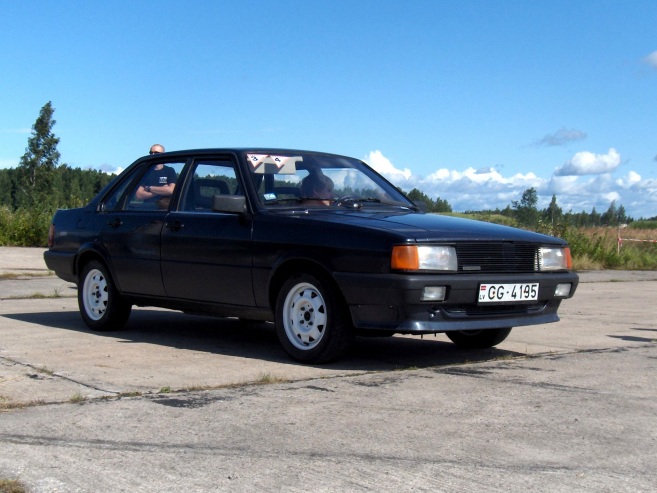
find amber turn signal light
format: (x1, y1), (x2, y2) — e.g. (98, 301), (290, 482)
(391, 245), (419, 270)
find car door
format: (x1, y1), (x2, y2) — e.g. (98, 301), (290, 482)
(160, 158), (255, 305)
(100, 159), (185, 296)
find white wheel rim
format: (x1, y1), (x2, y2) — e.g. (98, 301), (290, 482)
(283, 282), (327, 350)
(82, 268), (108, 321)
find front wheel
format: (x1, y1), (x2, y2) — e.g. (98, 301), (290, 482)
(275, 273), (353, 363)
(446, 327), (512, 349)
(78, 260), (131, 331)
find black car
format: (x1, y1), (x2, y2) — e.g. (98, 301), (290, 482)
(44, 148), (578, 363)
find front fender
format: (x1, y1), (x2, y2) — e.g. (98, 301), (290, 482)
(256, 249), (338, 309)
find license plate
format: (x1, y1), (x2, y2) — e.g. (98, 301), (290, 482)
(478, 283), (539, 303)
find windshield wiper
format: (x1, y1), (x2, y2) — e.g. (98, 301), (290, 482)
(264, 197), (303, 205)
(334, 196), (382, 208)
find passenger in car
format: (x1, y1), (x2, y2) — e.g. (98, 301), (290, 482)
(300, 169), (334, 205)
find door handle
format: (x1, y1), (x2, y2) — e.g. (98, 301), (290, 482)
(107, 218), (122, 228)
(166, 220), (184, 231)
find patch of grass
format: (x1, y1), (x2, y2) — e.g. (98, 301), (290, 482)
(0, 478), (29, 493)
(158, 386), (172, 394)
(36, 366), (54, 377)
(117, 391), (142, 398)
(0, 398), (46, 412)
(0, 271), (51, 280)
(69, 392), (86, 404)
(255, 373), (288, 385)
(5, 288), (68, 300)
(564, 226), (657, 270)
(179, 376), (289, 393)
(571, 254), (604, 271)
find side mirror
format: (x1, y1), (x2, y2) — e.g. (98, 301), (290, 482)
(212, 195), (247, 214)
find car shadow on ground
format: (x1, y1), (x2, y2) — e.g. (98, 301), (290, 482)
(608, 327), (657, 344)
(3, 307), (525, 371)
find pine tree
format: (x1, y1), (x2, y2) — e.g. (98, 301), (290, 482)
(18, 101), (61, 208)
(543, 194), (563, 226)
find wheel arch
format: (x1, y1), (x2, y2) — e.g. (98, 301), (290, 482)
(268, 258), (348, 318)
(75, 244), (115, 285)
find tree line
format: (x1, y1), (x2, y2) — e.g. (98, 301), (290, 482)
(406, 184), (637, 228)
(490, 186), (635, 229)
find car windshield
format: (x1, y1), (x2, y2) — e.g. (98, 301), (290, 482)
(243, 152), (415, 209)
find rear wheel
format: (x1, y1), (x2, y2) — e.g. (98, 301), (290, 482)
(446, 327), (512, 349)
(275, 273), (353, 363)
(78, 260), (131, 331)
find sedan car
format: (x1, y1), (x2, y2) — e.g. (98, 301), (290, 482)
(44, 148), (578, 363)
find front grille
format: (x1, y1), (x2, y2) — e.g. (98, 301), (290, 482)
(456, 242), (538, 274)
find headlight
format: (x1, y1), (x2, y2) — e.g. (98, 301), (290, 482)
(539, 246), (572, 271)
(391, 245), (458, 271)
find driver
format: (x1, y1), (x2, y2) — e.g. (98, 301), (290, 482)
(300, 169), (334, 205)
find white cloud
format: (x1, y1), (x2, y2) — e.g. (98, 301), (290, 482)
(555, 148), (621, 176)
(93, 163), (123, 174)
(548, 175), (580, 194)
(369, 154), (546, 212)
(366, 149), (655, 218)
(365, 150), (412, 181)
(615, 171), (642, 187)
(604, 191), (621, 203)
(644, 50), (657, 69)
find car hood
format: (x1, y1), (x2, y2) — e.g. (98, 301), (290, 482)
(281, 209), (566, 244)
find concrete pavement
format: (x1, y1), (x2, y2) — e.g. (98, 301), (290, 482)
(1, 247), (656, 492)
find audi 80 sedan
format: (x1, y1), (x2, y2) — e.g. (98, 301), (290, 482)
(44, 148), (578, 363)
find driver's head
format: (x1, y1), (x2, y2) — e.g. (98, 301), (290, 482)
(301, 170), (334, 199)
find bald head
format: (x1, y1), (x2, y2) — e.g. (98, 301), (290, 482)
(149, 144), (165, 155)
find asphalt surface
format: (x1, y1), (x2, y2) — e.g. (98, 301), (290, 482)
(1, 247), (656, 492)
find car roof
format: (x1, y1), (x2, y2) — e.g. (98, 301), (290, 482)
(141, 148), (354, 160)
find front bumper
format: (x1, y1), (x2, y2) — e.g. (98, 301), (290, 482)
(334, 271), (579, 333)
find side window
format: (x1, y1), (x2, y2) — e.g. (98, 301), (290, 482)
(102, 176), (134, 212)
(126, 161), (185, 211)
(181, 160), (237, 212)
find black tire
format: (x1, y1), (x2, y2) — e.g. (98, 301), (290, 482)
(446, 327), (512, 349)
(78, 260), (132, 331)
(275, 272), (354, 364)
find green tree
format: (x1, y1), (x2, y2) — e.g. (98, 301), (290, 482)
(543, 194), (563, 227)
(512, 187), (539, 227)
(433, 196), (452, 213)
(17, 101), (60, 208)
(601, 201), (618, 226)
(406, 188), (452, 213)
(407, 188), (434, 209)
(589, 207), (601, 226)
(617, 204), (629, 224)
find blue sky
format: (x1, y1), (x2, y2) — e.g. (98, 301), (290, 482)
(1, 1), (656, 218)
